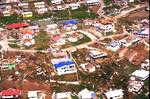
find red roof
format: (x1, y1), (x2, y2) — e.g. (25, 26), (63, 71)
(1, 89), (21, 96)
(5, 23), (29, 29)
(52, 35), (61, 41)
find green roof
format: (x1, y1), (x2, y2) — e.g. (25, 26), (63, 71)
(7, 64), (16, 69)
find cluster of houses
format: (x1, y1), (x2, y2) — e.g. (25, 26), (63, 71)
(46, 19), (84, 47)
(0, 88), (124, 99)
(52, 88), (125, 99)
(1, 18), (84, 48)
(18, 1), (48, 17)
(0, 0), (101, 17)
(4, 23), (39, 47)
(107, 37), (142, 52)
(128, 59), (149, 93)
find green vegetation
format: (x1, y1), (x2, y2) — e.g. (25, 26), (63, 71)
(35, 31), (50, 50)
(105, 32), (114, 36)
(71, 35), (91, 46)
(104, 0), (111, 6)
(72, 11), (97, 19)
(52, 4), (98, 20)
(8, 40), (20, 43)
(112, 4), (121, 9)
(8, 44), (20, 49)
(134, 92), (148, 99)
(71, 95), (78, 99)
(0, 14), (23, 26)
(0, 4), (97, 26)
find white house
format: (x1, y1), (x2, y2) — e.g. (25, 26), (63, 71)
(46, 24), (59, 34)
(28, 91), (45, 99)
(131, 69), (149, 81)
(67, 3), (80, 10)
(51, 57), (77, 75)
(128, 80), (144, 93)
(51, 0), (63, 5)
(54, 5), (66, 11)
(85, 0), (100, 6)
(18, 3), (29, 8)
(52, 92), (72, 99)
(5, 0), (19, 3)
(36, 8), (48, 14)
(2, 10), (11, 16)
(89, 50), (107, 59)
(20, 29), (35, 47)
(104, 89), (124, 99)
(34, 2), (48, 14)
(78, 88), (96, 99)
(34, 2), (46, 8)
(27, 25), (40, 33)
(107, 41), (121, 52)
(129, 0), (135, 2)
(93, 23), (116, 33)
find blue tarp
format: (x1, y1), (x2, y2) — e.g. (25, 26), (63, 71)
(54, 61), (75, 69)
(63, 19), (78, 25)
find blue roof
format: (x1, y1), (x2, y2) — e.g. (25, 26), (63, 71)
(54, 61), (75, 69)
(108, 42), (118, 47)
(64, 19), (78, 25)
(91, 92), (96, 98)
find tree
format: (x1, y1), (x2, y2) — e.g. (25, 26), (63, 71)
(104, 0), (111, 6)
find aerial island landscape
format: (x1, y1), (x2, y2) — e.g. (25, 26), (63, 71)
(0, 0), (149, 99)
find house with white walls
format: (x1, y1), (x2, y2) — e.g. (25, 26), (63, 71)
(104, 89), (124, 99)
(34, 2), (48, 14)
(51, 57), (77, 75)
(85, 0), (100, 6)
(51, 0), (63, 5)
(52, 92), (72, 99)
(19, 29), (35, 47)
(78, 88), (96, 99)
(131, 69), (149, 81)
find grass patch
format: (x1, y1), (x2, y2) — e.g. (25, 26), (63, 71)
(8, 44), (20, 49)
(71, 35), (91, 46)
(8, 40), (20, 43)
(0, 14), (23, 27)
(35, 31), (50, 50)
(105, 32), (114, 36)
